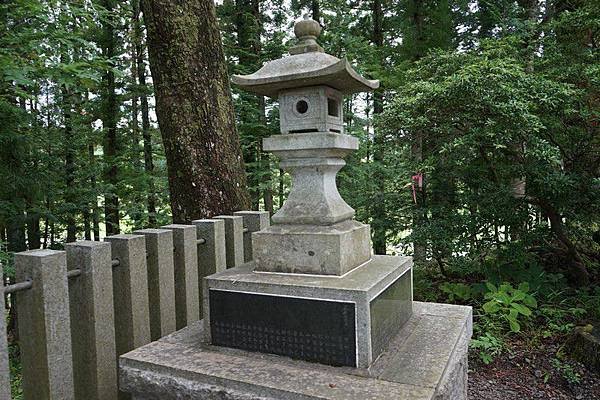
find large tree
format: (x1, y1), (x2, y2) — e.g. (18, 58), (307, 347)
(141, 0), (251, 222)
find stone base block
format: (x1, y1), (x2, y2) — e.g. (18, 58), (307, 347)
(203, 255), (412, 368)
(120, 302), (473, 400)
(252, 220), (371, 275)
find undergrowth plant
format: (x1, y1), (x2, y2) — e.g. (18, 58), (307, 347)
(482, 282), (538, 333)
(470, 332), (504, 364)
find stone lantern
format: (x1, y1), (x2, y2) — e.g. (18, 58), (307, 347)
(203, 17), (414, 369)
(119, 18), (473, 400)
(232, 17), (379, 276)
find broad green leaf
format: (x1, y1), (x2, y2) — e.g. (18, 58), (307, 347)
(509, 319), (521, 333)
(511, 303), (532, 316)
(483, 300), (500, 314)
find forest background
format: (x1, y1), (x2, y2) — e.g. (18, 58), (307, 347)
(1, 0), (599, 397)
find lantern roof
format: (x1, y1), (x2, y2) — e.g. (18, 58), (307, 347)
(231, 17), (379, 98)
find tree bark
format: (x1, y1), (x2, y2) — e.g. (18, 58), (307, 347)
(142, 0), (251, 222)
(536, 198), (590, 285)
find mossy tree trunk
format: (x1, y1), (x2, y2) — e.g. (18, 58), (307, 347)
(142, 0), (251, 222)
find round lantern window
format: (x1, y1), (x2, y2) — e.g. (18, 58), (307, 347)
(296, 100), (309, 114)
(293, 98), (310, 117)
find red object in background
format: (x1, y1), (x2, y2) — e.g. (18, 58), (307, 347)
(411, 173), (423, 204)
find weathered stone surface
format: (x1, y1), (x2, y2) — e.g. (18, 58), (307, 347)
(290, 17), (323, 55)
(263, 131), (357, 157)
(15, 249), (75, 400)
(193, 219), (226, 275)
(263, 133), (358, 228)
(253, 220), (371, 275)
(232, 211), (270, 262)
(270, 158), (355, 226)
(204, 255), (412, 368)
(192, 219), (226, 318)
(213, 216), (244, 268)
(278, 87), (344, 134)
(105, 235), (151, 357)
(370, 302), (472, 389)
(231, 21), (378, 98)
(162, 224), (200, 330)
(0, 270), (11, 400)
(134, 229), (177, 341)
(66, 241), (118, 400)
(566, 325), (600, 372)
(369, 268), (413, 361)
(119, 302), (471, 400)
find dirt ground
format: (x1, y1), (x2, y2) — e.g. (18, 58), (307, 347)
(468, 337), (600, 400)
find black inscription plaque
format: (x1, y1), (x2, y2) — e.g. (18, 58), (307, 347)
(209, 289), (357, 367)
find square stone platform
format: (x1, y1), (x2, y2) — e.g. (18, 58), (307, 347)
(119, 302), (472, 400)
(203, 255), (412, 368)
(253, 220), (372, 276)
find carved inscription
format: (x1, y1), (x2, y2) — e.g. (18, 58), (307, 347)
(209, 290), (356, 367)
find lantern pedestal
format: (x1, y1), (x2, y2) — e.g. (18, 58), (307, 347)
(202, 255), (413, 368)
(120, 302), (472, 400)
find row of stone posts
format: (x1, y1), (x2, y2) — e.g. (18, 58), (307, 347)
(0, 211), (269, 400)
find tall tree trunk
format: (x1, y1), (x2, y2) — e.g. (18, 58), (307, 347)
(132, 1), (157, 226)
(26, 97), (41, 249)
(312, 0), (320, 24)
(260, 96), (274, 214)
(278, 168), (285, 210)
(371, 0), (386, 255)
(43, 197), (50, 248)
(142, 0), (251, 222)
(234, 0), (263, 209)
(26, 211), (40, 249)
(408, 0), (427, 262)
(7, 216), (26, 253)
(83, 209), (91, 240)
(100, 0), (120, 235)
(90, 144), (101, 241)
(64, 90), (77, 243)
(536, 198), (589, 285)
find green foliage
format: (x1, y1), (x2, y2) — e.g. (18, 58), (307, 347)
(482, 282), (538, 333)
(551, 358), (582, 385)
(0, 241), (13, 279)
(9, 345), (22, 399)
(470, 332), (504, 365)
(440, 282), (473, 302)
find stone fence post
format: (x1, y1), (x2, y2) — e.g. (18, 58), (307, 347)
(105, 234), (150, 400)
(213, 215), (244, 268)
(233, 211), (270, 262)
(66, 240), (118, 400)
(162, 224), (200, 330)
(15, 249), (75, 400)
(192, 219), (225, 318)
(133, 229), (176, 341)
